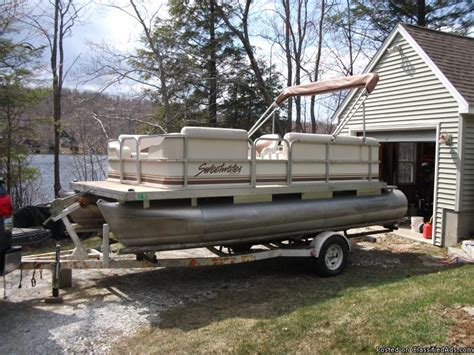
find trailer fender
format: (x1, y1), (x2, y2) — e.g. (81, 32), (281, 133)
(310, 231), (351, 258)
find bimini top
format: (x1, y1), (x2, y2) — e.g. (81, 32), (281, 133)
(275, 73), (379, 105)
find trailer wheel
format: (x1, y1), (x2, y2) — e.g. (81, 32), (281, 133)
(314, 235), (349, 277)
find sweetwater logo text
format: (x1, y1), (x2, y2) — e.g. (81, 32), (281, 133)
(194, 163), (243, 177)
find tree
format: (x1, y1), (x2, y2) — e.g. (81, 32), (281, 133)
(168, 0), (245, 126)
(26, 0), (83, 197)
(326, 0), (372, 74)
(216, 0), (273, 106)
(266, 0), (323, 132)
(353, 0), (473, 42)
(100, 0), (281, 131)
(221, 59), (282, 130)
(84, 1), (179, 131)
(0, 74), (44, 197)
(309, 0), (326, 133)
(129, 0), (172, 128)
(0, 2), (44, 205)
(282, 0), (293, 132)
(285, 0), (310, 131)
(216, 0), (291, 136)
(85, 1), (283, 133)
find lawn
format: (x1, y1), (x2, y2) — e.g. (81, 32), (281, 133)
(112, 239), (473, 354)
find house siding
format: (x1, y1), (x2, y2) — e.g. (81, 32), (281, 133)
(337, 33), (460, 246)
(460, 115), (474, 210)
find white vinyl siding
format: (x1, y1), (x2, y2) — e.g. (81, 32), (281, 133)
(460, 116), (474, 210)
(433, 121), (459, 246)
(336, 33), (461, 246)
(338, 34), (459, 133)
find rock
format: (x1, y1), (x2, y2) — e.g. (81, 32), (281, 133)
(462, 306), (474, 317)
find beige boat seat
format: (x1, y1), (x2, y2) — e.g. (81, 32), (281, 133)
(332, 135), (378, 145)
(255, 134), (282, 160)
(330, 135), (378, 161)
(147, 133), (183, 159)
(283, 132), (378, 161)
(284, 132), (333, 144)
(180, 126), (248, 160)
(283, 133), (331, 160)
(108, 134), (160, 159)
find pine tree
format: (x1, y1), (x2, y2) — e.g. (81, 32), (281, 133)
(353, 0), (473, 42)
(168, 0), (247, 126)
(0, 6), (44, 202)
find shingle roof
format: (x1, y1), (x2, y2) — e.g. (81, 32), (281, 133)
(402, 24), (474, 106)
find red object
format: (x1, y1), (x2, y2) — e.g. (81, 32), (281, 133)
(423, 223), (432, 239)
(0, 194), (12, 217)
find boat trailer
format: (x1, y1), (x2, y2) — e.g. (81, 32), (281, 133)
(7, 193), (398, 301)
(15, 227), (395, 301)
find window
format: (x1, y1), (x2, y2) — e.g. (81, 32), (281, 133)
(398, 142), (415, 184)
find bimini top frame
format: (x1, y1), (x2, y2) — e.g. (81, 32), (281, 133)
(248, 73), (379, 140)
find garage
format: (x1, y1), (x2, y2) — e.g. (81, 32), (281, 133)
(334, 24), (474, 246)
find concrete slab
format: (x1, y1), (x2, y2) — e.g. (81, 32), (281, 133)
(461, 240), (474, 258)
(448, 247), (474, 264)
(391, 227), (433, 245)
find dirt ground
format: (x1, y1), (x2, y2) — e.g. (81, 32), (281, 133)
(0, 233), (471, 353)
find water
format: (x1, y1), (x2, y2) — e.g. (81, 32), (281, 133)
(30, 154), (107, 204)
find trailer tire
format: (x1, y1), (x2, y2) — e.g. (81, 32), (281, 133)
(314, 235), (349, 277)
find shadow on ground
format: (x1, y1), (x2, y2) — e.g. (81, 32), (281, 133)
(0, 297), (79, 353)
(92, 245), (458, 330)
(0, 239), (465, 353)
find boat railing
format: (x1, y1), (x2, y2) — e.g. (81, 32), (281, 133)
(113, 133), (378, 187)
(289, 139), (375, 183)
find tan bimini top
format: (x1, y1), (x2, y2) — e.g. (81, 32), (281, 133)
(275, 73), (379, 105)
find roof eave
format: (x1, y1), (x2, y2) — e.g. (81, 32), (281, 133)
(398, 25), (469, 113)
(333, 23), (470, 124)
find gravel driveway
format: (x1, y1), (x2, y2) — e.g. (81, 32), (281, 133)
(0, 248), (240, 354)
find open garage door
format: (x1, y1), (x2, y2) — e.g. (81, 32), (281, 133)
(362, 129), (436, 142)
(357, 129), (437, 220)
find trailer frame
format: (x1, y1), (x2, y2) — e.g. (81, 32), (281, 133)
(20, 223), (352, 270)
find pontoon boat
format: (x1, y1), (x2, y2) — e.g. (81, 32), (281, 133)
(69, 73), (407, 259)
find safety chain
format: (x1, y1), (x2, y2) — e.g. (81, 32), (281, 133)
(18, 265), (23, 289)
(30, 264), (43, 287)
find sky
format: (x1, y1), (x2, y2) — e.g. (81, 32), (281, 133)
(11, 0), (365, 129)
(75, 3), (139, 52)
(12, 1), (165, 94)
(66, 1), (148, 93)
(14, 0), (290, 95)
(12, 0), (362, 107)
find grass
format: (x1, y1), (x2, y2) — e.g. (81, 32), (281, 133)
(112, 242), (473, 354)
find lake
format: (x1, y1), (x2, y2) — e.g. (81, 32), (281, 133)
(30, 154), (107, 204)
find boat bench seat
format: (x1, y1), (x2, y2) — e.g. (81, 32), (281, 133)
(147, 134), (183, 159)
(108, 135), (165, 159)
(180, 127), (248, 160)
(143, 127), (250, 161)
(106, 128), (380, 186)
(283, 132), (378, 160)
(256, 134), (283, 160)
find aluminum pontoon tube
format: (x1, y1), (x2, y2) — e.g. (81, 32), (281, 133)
(98, 189), (407, 249)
